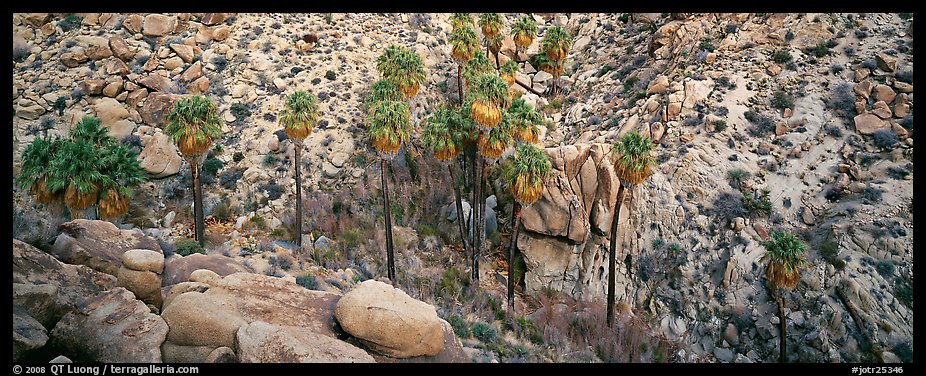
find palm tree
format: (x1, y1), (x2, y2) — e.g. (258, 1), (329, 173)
(541, 26), (572, 95)
(49, 117), (112, 218)
(16, 137), (64, 205)
(96, 143), (146, 220)
(450, 24), (480, 104)
(165, 95), (223, 247)
(477, 13), (504, 68)
(367, 98), (412, 282)
(278, 90), (319, 250)
(461, 50), (494, 89)
(466, 72), (511, 282)
(507, 98), (544, 145)
(760, 230), (809, 363)
(510, 15), (537, 63)
(422, 104), (472, 264)
(449, 13), (474, 31)
(502, 143), (551, 314)
(364, 79), (404, 109)
(607, 130), (656, 327)
(376, 44), (427, 100)
(499, 60), (519, 87)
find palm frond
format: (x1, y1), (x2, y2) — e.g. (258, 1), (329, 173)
(367, 100), (411, 158)
(279, 90), (319, 141)
(611, 130), (656, 186)
(503, 143), (552, 205)
(450, 25), (480, 63)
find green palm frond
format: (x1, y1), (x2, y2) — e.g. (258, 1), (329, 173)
(375, 44), (427, 97)
(462, 50), (493, 85)
(279, 90), (319, 140)
(450, 24), (480, 63)
(499, 60), (519, 75)
(16, 137), (60, 192)
(364, 79), (404, 110)
(450, 13), (474, 30)
(542, 25), (572, 61)
(71, 116), (113, 147)
(164, 95), (223, 154)
(760, 230), (810, 290)
(422, 104), (468, 161)
(96, 142), (145, 196)
(510, 15), (538, 44)
(477, 13), (504, 38)
(367, 99), (411, 157)
(611, 130), (656, 186)
(507, 98), (544, 142)
(502, 143), (552, 205)
(471, 73), (510, 108)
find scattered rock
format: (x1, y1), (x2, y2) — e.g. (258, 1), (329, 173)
(143, 14), (177, 37)
(169, 43), (197, 64)
(646, 75), (670, 95)
(139, 92), (178, 128)
(853, 113), (889, 135)
(875, 53), (897, 72)
(162, 254), (249, 286)
(335, 280), (444, 358)
(138, 74), (177, 93)
(109, 35), (135, 62)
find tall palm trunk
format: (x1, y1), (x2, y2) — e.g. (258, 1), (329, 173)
(607, 184), (626, 327)
(507, 202), (522, 315)
(457, 64), (464, 105)
(382, 159), (396, 282)
(449, 164), (471, 261)
(472, 156), (483, 282)
(776, 290), (788, 363)
(192, 160), (205, 247)
(295, 145), (303, 249)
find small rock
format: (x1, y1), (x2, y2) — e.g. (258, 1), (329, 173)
(871, 101), (893, 119)
(875, 52), (897, 72)
(767, 64), (782, 76)
(169, 43), (196, 64)
(714, 347), (734, 363)
(314, 236), (330, 252)
(143, 14), (177, 37)
(49, 355), (72, 363)
(873, 84), (897, 103)
(853, 113), (889, 135)
(646, 75), (669, 95)
(731, 217), (746, 232)
(205, 347), (237, 363)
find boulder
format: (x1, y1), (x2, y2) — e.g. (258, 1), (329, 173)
(235, 321), (375, 363)
(335, 280), (444, 358)
(138, 74), (177, 93)
(50, 219), (162, 275)
(117, 267), (162, 306)
(160, 343), (219, 363)
(142, 14), (177, 37)
(189, 269), (221, 285)
(83, 79), (106, 95)
(49, 288), (168, 362)
(138, 132), (182, 178)
(201, 13), (229, 26)
(109, 35), (135, 62)
(180, 61), (203, 82)
(104, 57), (130, 76)
(139, 92), (178, 128)
(853, 113), (889, 135)
(646, 75), (670, 95)
(85, 45), (113, 60)
(206, 347), (237, 363)
(161, 292), (248, 349)
(169, 43), (196, 64)
(161, 281), (210, 309)
(60, 50), (88, 68)
(13, 306), (48, 361)
(162, 254), (249, 286)
(15, 100), (45, 120)
(23, 13), (54, 27)
(872, 84), (896, 103)
(13, 240), (117, 329)
(122, 249), (165, 273)
(875, 52), (897, 72)
(93, 97), (132, 138)
(367, 318), (468, 363)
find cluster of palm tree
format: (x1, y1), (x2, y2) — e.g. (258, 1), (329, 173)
(539, 26), (571, 95)
(364, 44), (427, 282)
(17, 116), (147, 221)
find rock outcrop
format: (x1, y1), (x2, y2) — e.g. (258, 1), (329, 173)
(50, 219), (162, 275)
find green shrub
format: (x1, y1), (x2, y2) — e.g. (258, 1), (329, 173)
(53, 96), (67, 116)
(230, 103), (251, 120)
(338, 229), (364, 250)
(175, 238), (205, 256)
(59, 14), (84, 32)
(325, 70), (337, 80)
(202, 156), (224, 177)
(415, 224), (437, 238)
(263, 154), (278, 166)
(741, 188), (772, 218)
(296, 274), (319, 290)
(771, 90), (794, 110)
(211, 199), (237, 221)
(447, 314), (471, 338)
(772, 49), (792, 64)
(248, 215), (268, 230)
(471, 321), (497, 343)
(515, 317), (542, 344)
(270, 227), (288, 238)
(713, 120), (727, 132)
(233, 151), (245, 163)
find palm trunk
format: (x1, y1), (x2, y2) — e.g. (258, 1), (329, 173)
(607, 184), (626, 327)
(776, 289), (788, 363)
(472, 156), (483, 282)
(507, 202), (522, 315)
(295, 145), (303, 249)
(449, 164), (471, 261)
(457, 64), (464, 105)
(494, 52), (500, 69)
(192, 161), (205, 248)
(382, 159), (396, 282)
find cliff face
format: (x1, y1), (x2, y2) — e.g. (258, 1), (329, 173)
(12, 12), (913, 363)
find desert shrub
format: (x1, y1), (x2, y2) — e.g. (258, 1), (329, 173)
(219, 168), (243, 190)
(872, 129), (898, 150)
(741, 188), (771, 218)
(233, 151), (245, 162)
(338, 228), (364, 250)
(325, 70), (337, 80)
(898, 114), (913, 130)
(13, 46), (31, 63)
(447, 314), (471, 338)
(830, 64), (844, 74)
(276, 253), (295, 270)
(713, 120), (727, 132)
(806, 42), (831, 58)
(725, 23), (739, 34)
(259, 181), (282, 201)
(210, 199), (237, 221)
(472, 321), (498, 343)
(825, 124), (844, 137)
(744, 110), (775, 136)
(175, 238), (205, 256)
(296, 274), (319, 290)
(771, 90), (794, 110)
(726, 169), (751, 190)
(894, 276), (913, 309)
(263, 154), (278, 166)
(819, 238), (845, 270)
(230, 103), (251, 121)
(59, 14), (84, 32)
(861, 186), (883, 203)
(875, 259), (894, 277)
(710, 192), (748, 224)
(202, 156), (223, 178)
(772, 49), (792, 64)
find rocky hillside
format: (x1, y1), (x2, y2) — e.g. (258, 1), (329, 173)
(12, 12), (913, 363)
